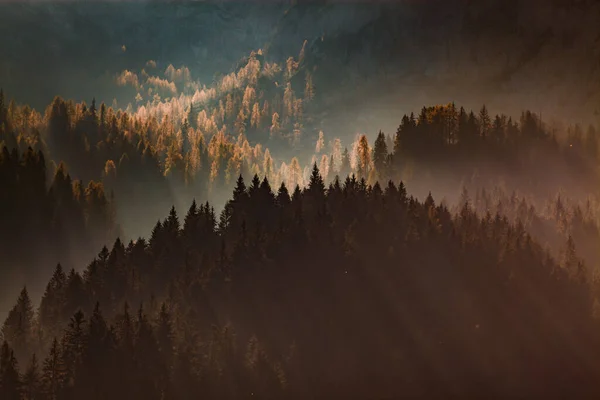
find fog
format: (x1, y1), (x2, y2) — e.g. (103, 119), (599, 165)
(1, 3), (600, 395)
(2, 0), (599, 306)
(1, 1), (599, 120)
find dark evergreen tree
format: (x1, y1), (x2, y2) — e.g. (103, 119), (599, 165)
(41, 338), (65, 400)
(21, 354), (41, 400)
(340, 147), (351, 178)
(373, 130), (388, 178)
(1, 286), (34, 361)
(276, 182), (290, 208)
(0, 341), (21, 400)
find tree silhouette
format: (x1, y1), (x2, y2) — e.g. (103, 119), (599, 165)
(0, 341), (21, 400)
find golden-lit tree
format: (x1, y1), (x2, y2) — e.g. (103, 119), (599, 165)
(304, 72), (314, 102)
(263, 148), (274, 180)
(356, 134), (371, 178)
(287, 157), (303, 189)
(315, 131), (325, 153)
(283, 83), (294, 120)
(270, 112), (281, 138)
(251, 102), (261, 128)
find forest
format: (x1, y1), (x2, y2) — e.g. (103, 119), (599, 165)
(2, 80), (600, 299)
(3, 1), (600, 397)
(2, 84), (600, 397)
(2, 164), (600, 398)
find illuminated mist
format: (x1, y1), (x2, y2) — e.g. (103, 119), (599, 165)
(1, 1), (600, 398)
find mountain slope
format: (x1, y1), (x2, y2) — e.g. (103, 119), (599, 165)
(268, 0), (600, 132)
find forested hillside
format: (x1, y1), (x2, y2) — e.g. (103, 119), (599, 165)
(2, 1), (600, 123)
(0, 145), (119, 312)
(2, 167), (600, 399)
(2, 1), (600, 397)
(3, 84), (600, 321)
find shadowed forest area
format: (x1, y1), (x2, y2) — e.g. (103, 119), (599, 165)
(2, 89), (600, 305)
(3, 0), (600, 398)
(2, 92), (600, 398)
(1, 167), (600, 399)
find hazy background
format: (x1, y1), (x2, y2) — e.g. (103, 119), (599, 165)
(1, 0), (599, 130)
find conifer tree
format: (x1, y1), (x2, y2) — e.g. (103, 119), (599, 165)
(134, 306), (161, 400)
(1, 286), (34, 361)
(22, 353), (41, 400)
(0, 341), (21, 400)
(39, 264), (67, 342)
(373, 130), (388, 178)
(41, 338), (66, 400)
(356, 134), (371, 178)
(276, 182), (291, 208)
(62, 310), (86, 388)
(307, 163), (325, 197)
(340, 147), (351, 178)
(479, 104), (491, 139)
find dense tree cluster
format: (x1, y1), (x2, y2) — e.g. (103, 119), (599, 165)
(465, 185), (600, 271)
(2, 166), (600, 398)
(385, 105), (599, 197)
(0, 144), (119, 315)
(3, 11), (600, 396)
(4, 80), (600, 298)
(4, 79), (599, 239)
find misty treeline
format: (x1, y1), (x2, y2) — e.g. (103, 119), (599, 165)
(0, 145), (120, 309)
(2, 83), (599, 214)
(3, 81), (600, 397)
(2, 85), (600, 273)
(467, 186), (600, 272)
(2, 165), (600, 399)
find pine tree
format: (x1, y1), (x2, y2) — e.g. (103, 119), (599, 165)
(563, 235), (579, 277)
(65, 269), (87, 320)
(340, 147), (351, 178)
(251, 102), (261, 129)
(328, 154), (335, 177)
(232, 175), (248, 204)
(89, 97), (98, 123)
(249, 174), (261, 197)
(1, 286), (34, 360)
(76, 303), (111, 400)
(149, 221), (164, 253)
(22, 354), (41, 400)
(41, 338), (65, 400)
(156, 303), (174, 398)
(183, 199), (198, 237)
(356, 134), (371, 179)
(62, 310), (86, 389)
(292, 185), (302, 205)
(315, 131), (325, 153)
(39, 264), (67, 343)
(373, 130), (388, 179)
(187, 103), (198, 129)
(134, 306), (161, 400)
(307, 163), (325, 197)
(479, 104), (491, 139)
(276, 182), (291, 208)
(164, 206), (180, 237)
(270, 112), (280, 138)
(304, 72), (314, 102)
(156, 303), (174, 365)
(0, 341), (21, 400)
(114, 302), (135, 398)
